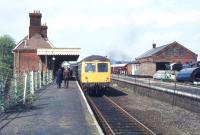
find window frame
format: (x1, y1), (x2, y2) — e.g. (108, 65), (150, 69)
(84, 63), (96, 73)
(97, 63), (108, 72)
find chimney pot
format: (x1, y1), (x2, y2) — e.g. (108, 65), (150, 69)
(152, 43), (156, 49)
(29, 11), (42, 38)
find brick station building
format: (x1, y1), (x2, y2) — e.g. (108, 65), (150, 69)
(135, 42), (198, 76)
(13, 11), (80, 74)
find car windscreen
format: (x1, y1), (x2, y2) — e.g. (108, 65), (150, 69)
(85, 63), (96, 72)
(98, 63), (108, 72)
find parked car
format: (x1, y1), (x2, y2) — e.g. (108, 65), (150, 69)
(153, 70), (177, 81)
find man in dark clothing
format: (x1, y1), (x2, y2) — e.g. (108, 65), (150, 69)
(63, 67), (70, 88)
(56, 68), (62, 88)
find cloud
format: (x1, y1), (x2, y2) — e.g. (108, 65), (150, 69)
(140, 31), (182, 42)
(1, 0), (200, 61)
(129, 10), (200, 28)
(193, 33), (200, 40)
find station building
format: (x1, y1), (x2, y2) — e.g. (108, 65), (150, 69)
(135, 42), (197, 76)
(13, 11), (80, 74)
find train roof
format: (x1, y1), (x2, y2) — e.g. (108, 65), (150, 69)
(178, 67), (199, 74)
(176, 67), (200, 82)
(81, 55), (110, 62)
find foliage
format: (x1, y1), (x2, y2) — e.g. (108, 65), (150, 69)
(0, 35), (15, 76)
(0, 35), (15, 65)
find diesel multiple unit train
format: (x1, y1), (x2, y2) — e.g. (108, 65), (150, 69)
(74, 55), (111, 94)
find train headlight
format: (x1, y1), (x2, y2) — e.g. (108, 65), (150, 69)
(106, 77), (109, 81)
(85, 76), (88, 80)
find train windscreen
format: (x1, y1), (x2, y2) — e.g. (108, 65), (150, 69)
(85, 63), (96, 72)
(98, 63), (108, 72)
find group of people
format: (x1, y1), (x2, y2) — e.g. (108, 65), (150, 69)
(55, 67), (72, 88)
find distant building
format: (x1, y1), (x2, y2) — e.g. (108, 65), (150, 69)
(126, 61), (140, 75)
(13, 11), (53, 73)
(111, 63), (128, 74)
(13, 11), (80, 74)
(135, 41), (198, 76)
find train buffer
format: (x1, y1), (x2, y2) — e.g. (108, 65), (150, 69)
(0, 80), (102, 135)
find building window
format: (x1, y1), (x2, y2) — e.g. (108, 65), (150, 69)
(166, 49), (172, 56)
(173, 48), (177, 56)
(179, 49), (184, 56)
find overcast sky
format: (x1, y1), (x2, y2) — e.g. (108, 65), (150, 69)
(0, 0), (200, 61)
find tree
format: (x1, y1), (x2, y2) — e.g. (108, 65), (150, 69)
(0, 35), (15, 111)
(0, 35), (15, 66)
(0, 35), (15, 76)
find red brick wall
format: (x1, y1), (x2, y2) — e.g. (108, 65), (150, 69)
(135, 43), (197, 76)
(153, 44), (197, 64)
(14, 50), (46, 73)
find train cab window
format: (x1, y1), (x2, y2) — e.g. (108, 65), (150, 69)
(98, 63), (108, 72)
(85, 63), (96, 72)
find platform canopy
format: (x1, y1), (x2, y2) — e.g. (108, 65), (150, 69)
(37, 48), (80, 61)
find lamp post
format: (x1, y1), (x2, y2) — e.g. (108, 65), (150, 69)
(52, 56), (55, 79)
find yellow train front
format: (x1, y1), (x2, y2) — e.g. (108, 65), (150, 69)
(77, 55), (111, 93)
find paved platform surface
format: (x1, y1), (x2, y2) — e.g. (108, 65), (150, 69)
(0, 81), (101, 135)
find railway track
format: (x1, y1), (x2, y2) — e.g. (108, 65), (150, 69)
(86, 94), (156, 135)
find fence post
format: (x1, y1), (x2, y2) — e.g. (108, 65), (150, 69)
(42, 71), (45, 86)
(172, 81), (177, 106)
(46, 71), (49, 84)
(23, 73), (27, 104)
(30, 71), (34, 95)
(0, 79), (4, 112)
(149, 78), (150, 87)
(14, 73), (17, 104)
(50, 70), (53, 83)
(39, 71), (41, 88)
(34, 72), (37, 90)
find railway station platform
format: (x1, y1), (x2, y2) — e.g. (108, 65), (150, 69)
(0, 81), (102, 135)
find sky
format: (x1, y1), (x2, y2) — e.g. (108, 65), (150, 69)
(0, 0), (200, 61)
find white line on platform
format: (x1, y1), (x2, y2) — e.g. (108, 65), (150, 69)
(76, 81), (104, 135)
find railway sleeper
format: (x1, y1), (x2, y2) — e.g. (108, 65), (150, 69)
(113, 130), (143, 135)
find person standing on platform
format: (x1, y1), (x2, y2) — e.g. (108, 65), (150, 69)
(56, 68), (63, 88)
(63, 67), (70, 88)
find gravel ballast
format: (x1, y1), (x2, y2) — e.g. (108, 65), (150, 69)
(110, 84), (200, 135)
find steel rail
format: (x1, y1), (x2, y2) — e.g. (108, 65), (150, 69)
(105, 96), (156, 135)
(86, 92), (156, 135)
(86, 94), (115, 135)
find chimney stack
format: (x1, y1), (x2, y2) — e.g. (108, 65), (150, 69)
(41, 23), (48, 39)
(152, 43), (156, 49)
(29, 10), (42, 38)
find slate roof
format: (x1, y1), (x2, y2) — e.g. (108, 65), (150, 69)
(128, 61), (140, 64)
(136, 44), (170, 59)
(136, 41), (198, 60)
(13, 34), (54, 51)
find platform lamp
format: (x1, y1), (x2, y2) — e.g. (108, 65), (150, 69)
(52, 56), (56, 78)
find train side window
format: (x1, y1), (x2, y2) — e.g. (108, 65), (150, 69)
(98, 63), (108, 72)
(85, 63), (96, 72)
